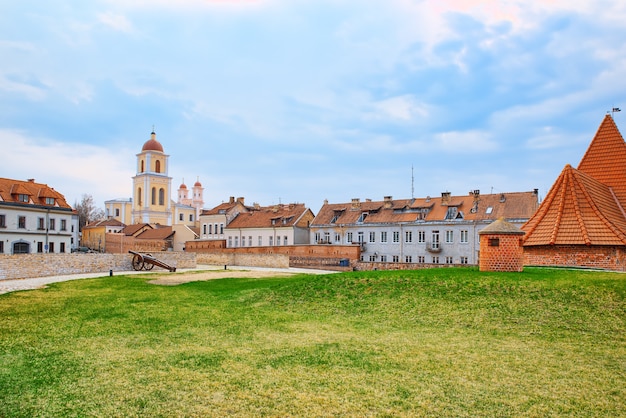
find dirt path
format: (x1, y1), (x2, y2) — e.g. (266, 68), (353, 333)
(145, 269), (297, 286)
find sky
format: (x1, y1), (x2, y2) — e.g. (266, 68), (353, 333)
(2, 0), (626, 214)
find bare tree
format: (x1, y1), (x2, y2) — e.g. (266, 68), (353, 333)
(74, 194), (105, 231)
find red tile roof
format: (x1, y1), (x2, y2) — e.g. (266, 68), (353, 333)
(84, 218), (126, 229)
(312, 191), (539, 226)
(0, 177), (72, 209)
(136, 226), (174, 240)
(522, 115), (626, 246)
(226, 204), (312, 229)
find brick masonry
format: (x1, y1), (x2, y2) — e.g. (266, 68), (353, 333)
(0, 252), (196, 281)
(479, 233), (525, 272)
(524, 245), (626, 271)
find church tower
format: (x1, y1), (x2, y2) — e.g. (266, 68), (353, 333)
(132, 131), (173, 225)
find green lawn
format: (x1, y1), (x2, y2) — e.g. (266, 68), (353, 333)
(0, 267), (624, 417)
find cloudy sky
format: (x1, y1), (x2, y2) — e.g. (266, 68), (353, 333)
(2, 0), (625, 213)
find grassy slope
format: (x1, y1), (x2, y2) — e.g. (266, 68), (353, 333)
(0, 267), (624, 417)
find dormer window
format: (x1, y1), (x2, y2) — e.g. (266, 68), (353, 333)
(486, 207), (493, 214)
(330, 215), (339, 223)
(357, 213), (368, 223)
(445, 207), (458, 220)
(45, 197), (55, 205)
(18, 194), (29, 203)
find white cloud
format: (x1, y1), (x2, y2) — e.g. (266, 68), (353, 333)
(434, 130), (497, 152)
(97, 12), (134, 33)
(372, 95), (430, 122)
(1, 129), (133, 207)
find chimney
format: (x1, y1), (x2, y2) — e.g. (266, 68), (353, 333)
(441, 191), (451, 205)
(27, 178), (35, 183)
(384, 196), (393, 209)
(323, 199), (328, 206)
(237, 197), (245, 205)
(229, 196), (235, 204)
(351, 198), (361, 210)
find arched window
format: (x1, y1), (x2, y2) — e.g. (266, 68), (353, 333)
(140, 160), (145, 172)
(155, 160), (161, 173)
(13, 241), (30, 254)
(151, 187), (156, 205)
(159, 188), (165, 205)
(137, 188), (142, 206)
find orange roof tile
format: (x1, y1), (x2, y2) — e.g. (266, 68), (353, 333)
(522, 164), (626, 246)
(226, 204), (312, 229)
(577, 114), (626, 206)
(0, 177), (72, 209)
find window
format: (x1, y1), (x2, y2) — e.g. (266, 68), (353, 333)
(60, 242), (66, 253)
(49, 219), (55, 231)
(418, 231), (425, 243)
(0, 214), (5, 227)
(392, 255), (399, 262)
(380, 255), (387, 262)
(137, 188), (142, 206)
(159, 188), (165, 206)
(330, 214), (339, 224)
(189, 214), (193, 222)
(405, 231), (412, 243)
(228, 237), (232, 247)
(418, 256), (425, 263)
(61, 219), (67, 231)
(13, 242), (29, 254)
(357, 232), (364, 243)
(258, 236), (262, 246)
(460, 230), (469, 243)
(445, 230), (453, 243)
(234, 237), (239, 247)
(357, 213), (367, 223)
(155, 160), (161, 173)
(369, 231), (376, 243)
(151, 188), (156, 205)
(369, 255), (377, 262)
(115, 208), (120, 217)
(45, 197), (55, 205)
(486, 207), (493, 214)
(241, 236), (245, 247)
(0, 241), (3, 253)
(315, 232), (321, 243)
(460, 257), (468, 264)
(324, 232), (330, 243)
(38, 217), (45, 230)
(220, 224), (224, 234)
(445, 207), (458, 220)
(393, 231), (400, 243)
(347, 232), (353, 243)
(431, 231), (440, 250)
(334, 233), (341, 243)
(276, 236), (281, 246)
(179, 213), (184, 221)
(284, 236), (288, 246)
(38, 242), (44, 253)
(18, 216), (26, 229)
(489, 238), (500, 247)
(446, 256), (453, 264)
(249, 236), (253, 247)
(405, 255), (412, 263)
(381, 231), (387, 243)
(269, 236), (273, 246)
(49, 242), (54, 253)
(432, 256), (439, 264)
(203, 224), (207, 235)
(141, 160), (145, 172)
(18, 194), (29, 202)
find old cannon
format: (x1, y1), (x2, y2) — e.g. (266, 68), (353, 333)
(129, 250), (176, 272)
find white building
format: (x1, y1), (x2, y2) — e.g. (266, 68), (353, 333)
(310, 190), (539, 265)
(0, 178), (77, 254)
(198, 196), (250, 241)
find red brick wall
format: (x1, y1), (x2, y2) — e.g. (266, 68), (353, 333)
(105, 233), (169, 254)
(186, 243), (361, 259)
(524, 245), (626, 271)
(479, 233), (524, 272)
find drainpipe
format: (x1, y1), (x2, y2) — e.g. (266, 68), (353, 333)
(45, 208), (50, 253)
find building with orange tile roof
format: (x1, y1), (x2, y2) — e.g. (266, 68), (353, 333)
(225, 203), (315, 247)
(0, 177), (79, 254)
(522, 114), (626, 270)
(198, 196), (251, 241)
(311, 190), (539, 265)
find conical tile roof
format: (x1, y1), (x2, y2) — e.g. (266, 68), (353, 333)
(577, 114), (626, 206)
(522, 164), (626, 246)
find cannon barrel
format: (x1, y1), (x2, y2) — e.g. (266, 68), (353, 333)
(128, 250), (176, 272)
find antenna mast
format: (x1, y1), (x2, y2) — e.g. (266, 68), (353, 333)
(411, 165), (414, 199)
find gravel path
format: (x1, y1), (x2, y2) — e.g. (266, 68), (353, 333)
(0, 265), (336, 295)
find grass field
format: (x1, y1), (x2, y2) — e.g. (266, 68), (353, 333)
(0, 267), (624, 417)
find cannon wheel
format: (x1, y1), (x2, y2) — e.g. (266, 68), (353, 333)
(132, 254), (144, 271)
(144, 254), (155, 270)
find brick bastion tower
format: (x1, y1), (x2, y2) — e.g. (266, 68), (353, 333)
(478, 217), (525, 272)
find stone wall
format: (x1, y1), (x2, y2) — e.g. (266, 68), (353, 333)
(195, 252), (289, 268)
(524, 245), (626, 271)
(104, 233), (169, 254)
(355, 261), (465, 271)
(0, 251), (196, 281)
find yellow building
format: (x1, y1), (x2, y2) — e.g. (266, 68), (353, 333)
(105, 131), (203, 228)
